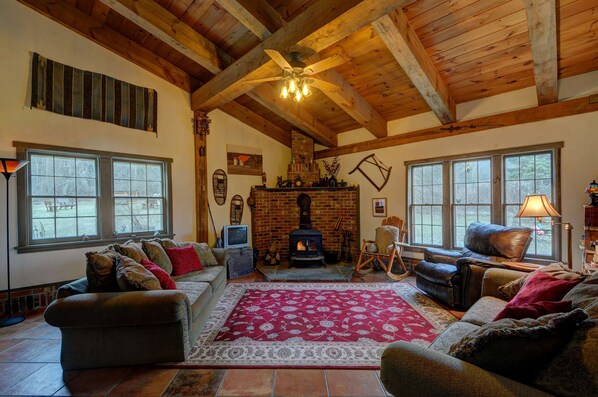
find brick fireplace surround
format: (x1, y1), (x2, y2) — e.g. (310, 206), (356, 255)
(249, 186), (360, 263)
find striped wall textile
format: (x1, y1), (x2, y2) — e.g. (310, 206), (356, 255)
(30, 53), (158, 133)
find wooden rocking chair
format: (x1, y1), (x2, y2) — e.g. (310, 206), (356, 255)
(354, 216), (411, 281)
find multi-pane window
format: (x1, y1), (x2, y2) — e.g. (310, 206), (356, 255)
(452, 159), (492, 247)
(407, 144), (560, 260)
(29, 153), (98, 241)
(113, 161), (165, 235)
(409, 163), (443, 246)
(17, 143), (172, 252)
(504, 152), (554, 256)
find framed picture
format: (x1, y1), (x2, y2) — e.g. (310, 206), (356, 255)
(372, 198), (387, 217)
(227, 144), (263, 176)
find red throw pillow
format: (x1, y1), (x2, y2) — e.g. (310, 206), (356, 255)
(165, 245), (204, 276)
(141, 259), (177, 290)
(508, 271), (580, 307)
(494, 300), (572, 321)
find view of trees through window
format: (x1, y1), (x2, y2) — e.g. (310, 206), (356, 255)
(113, 161), (164, 234)
(29, 154), (98, 240)
(407, 147), (557, 259)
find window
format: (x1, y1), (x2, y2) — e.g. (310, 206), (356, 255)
(406, 143), (561, 261)
(16, 143), (172, 252)
(409, 163), (443, 246)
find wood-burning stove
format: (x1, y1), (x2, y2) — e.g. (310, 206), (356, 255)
(289, 194), (325, 267)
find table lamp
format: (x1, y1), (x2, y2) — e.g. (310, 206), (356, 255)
(515, 194), (572, 269)
(1, 158), (29, 327)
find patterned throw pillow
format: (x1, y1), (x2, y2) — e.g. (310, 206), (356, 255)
(448, 309), (588, 379)
(165, 245), (204, 276)
(159, 238), (178, 249)
(141, 239), (173, 275)
(113, 240), (148, 263)
(178, 242), (219, 267)
(85, 249), (120, 292)
(498, 262), (586, 300)
(116, 255), (161, 291)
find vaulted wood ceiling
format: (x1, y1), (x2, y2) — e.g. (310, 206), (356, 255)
(19, 0), (598, 148)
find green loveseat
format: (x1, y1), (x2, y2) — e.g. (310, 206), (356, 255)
(44, 245), (229, 370)
(381, 267), (598, 397)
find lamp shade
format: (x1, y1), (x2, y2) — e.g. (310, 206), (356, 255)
(515, 194), (561, 218)
(586, 180), (598, 194)
(0, 158), (29, 176)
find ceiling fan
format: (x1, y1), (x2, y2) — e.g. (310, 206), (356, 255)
(245, 49), (346, 102)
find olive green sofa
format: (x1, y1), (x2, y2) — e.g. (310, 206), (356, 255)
(44, 247), (228, 370)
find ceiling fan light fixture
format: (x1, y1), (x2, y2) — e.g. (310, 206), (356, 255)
(280, 84), (289, 99)
(288, 77), (298, 93)
(294, 89), (303, 102)
(301, 81), (311, 97)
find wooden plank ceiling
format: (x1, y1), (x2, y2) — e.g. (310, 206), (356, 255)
(18, 0), (598, 147)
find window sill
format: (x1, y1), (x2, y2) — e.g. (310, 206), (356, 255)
(16, 233), (175, 254)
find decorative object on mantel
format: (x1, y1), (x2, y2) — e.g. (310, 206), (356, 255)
(349, 154), (391, 192)
(585, 180), (598, 207)
(230, 194), (244, 225)
(276, 176), (292, 188)
(227, 145), (263, 176)
(262, 172), (267, 187)
(212, 169), (227, 205)
(323, 156), (340, 187)
(1, 158), (29, 327)
(372, 198), (387, 218)
(31, 53), (157, 133)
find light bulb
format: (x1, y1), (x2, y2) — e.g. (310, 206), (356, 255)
(288, 78), (297, 93)
(280, 85), (289, 99)
(294, 90), (302, 102)
(301, 81), (311, 97)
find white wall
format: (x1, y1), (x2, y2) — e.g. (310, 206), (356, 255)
(0, 2), (290, 289)
(326, 72), (598, 271)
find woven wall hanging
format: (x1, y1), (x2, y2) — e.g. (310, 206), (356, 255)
(30, 53), (158, 133)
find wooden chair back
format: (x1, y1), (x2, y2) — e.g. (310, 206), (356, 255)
(381, 216), (408, 243)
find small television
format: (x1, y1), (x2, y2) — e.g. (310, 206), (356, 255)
(222, 224), (249, 249)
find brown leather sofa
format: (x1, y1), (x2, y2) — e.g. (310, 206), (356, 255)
(413, 222), (532, 309)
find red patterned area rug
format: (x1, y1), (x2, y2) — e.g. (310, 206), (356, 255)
(181, 282), (456, 369)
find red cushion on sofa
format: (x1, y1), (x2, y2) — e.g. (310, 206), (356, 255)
(141, 259), (177, 289)
(507, 271), (580, 307)
(165, 245), (204, 276)
(494, 300), (572, 321)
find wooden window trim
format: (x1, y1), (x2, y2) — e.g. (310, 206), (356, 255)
(405, 142), (562, 261)
(14, 141), (174, 253)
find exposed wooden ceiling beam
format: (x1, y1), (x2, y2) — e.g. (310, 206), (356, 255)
(19, 0), (290, 146)
(215, 0), (275, 40)
(524, 0), (558, 105)
(372, 9), (456, 124)
(315, 94), (598, 159)
(191, 0), (408, 112)
(18, 0), (192, 91)
(220, 101), (291, 146)
(99, 0), (232, 74)
(90, 0), (110, 23)
(208, 0), (389, 139)
(247, 84), (338, 147)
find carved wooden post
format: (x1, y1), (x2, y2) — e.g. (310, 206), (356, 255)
(193, 111), (210, 242)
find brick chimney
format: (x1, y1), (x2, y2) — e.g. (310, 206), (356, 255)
(287, 130), (320, 185)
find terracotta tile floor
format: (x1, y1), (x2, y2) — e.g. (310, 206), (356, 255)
(0, 272), (460, 396)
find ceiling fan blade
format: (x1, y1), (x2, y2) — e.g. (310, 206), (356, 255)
(265, 49), (293, 72)
(243, 76), (284, 85)
(303, 54), (347, 75)
(310, 78), (340, 93)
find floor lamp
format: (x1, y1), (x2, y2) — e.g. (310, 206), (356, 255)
(516, 194), (573, 269)
(0, 158), (29, 328)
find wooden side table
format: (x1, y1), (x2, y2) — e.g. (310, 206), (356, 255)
(502, 262), (543, 272)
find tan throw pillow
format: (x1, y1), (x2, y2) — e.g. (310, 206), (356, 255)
(498, 262), (586, 300)
(85, 249), (120, 292)
(159, 238), (178, 249)
(448, 309), (588, 380)
(113, 240), (148, 263)
(178, 242), (219, 267)
(116, 255), (161, 291)
(375, 226), (400, 255)
(142, 240), (173, 275)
